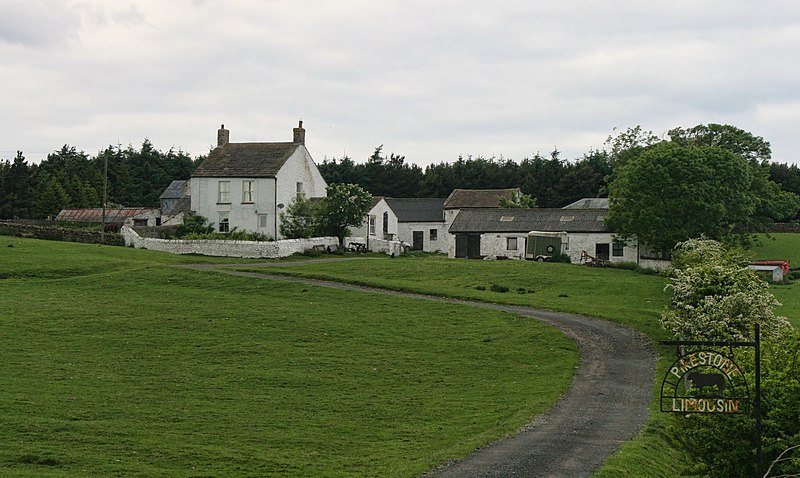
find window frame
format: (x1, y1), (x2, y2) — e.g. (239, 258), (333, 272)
(612, 240), (624, 257)
(242, 180), (255, 203)
(430, 228), (438, 241)
(507, 236), (518, 251)
(369, 215), (376, 235)
(218, 211), (230, 232)
(218, 181), (231, 204)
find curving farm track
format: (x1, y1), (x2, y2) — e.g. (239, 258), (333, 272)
(185, 260), (655, 478)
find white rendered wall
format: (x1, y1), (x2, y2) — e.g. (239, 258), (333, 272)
(191, 176), (277, 237)
(397, 222), (449, 253)
(275, 147), (328, 237)
(366, 199), (397, 241)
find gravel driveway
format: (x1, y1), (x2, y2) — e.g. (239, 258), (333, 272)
(186, 261), (655, 478)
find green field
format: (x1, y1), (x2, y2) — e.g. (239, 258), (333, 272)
(0, 237), (577, 477)
(3, 234), (798, 477)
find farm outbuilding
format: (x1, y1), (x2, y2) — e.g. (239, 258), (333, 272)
(447, 207), (639, 264)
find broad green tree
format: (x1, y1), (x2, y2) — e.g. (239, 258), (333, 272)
(607, 137), (800, 254)
(279, 193), (320, 239)
(607, 142), (751, 254)
(668, 123), (772, 164)
(317, 183), (372, 248)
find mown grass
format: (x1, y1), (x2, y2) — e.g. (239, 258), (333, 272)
(243, 256), (687, 476)
(0, 237), (577, 477)
(252, 233), (800, 477)
(244, 257), (671, 339)
(750, 233), (800, 326)
(5, 233), (798, 477)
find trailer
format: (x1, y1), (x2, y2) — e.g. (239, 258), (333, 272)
(526, 231), (567, 261)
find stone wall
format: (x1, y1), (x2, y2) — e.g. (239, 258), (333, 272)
(768, 223), (800, 233)
(0, 221), (123, 246)
(121, 225), (352, 259)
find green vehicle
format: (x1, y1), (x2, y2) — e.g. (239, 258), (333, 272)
(526, 231), (567, 261)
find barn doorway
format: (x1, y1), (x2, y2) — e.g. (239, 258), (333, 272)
(412, 231), (424, 250)
(595, 243), (610, 261)
(455, 234), (481, 258)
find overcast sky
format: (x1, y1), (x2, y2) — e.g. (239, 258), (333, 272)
(2, 1), (800, 167)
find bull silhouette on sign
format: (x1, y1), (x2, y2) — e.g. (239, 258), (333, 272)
(686, 372), (725, 397)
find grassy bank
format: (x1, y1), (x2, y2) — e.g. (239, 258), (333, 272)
(250, 233), (800, 476)
(0, 237), (576, 477)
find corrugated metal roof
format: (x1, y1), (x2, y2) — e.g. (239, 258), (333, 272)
(385, 198), (445, 222)
(443, 188), (521, 209)
(449, 208), (609, 233)
(56, 208), (158, 223)
(192, 142), (298, 178)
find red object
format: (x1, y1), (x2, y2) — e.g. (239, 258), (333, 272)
(751, 260), (790, 274)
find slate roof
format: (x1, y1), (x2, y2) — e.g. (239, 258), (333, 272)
(163, 197), (191, 216)
(56, 208), (158, 223)
(563, 197), (609, 209)
(385, 198), (446, 222)
(448, 208), (609, 233)
(192, 142), (299, 178)
(159, 180), (189, 200)
(370, 196), (385, 209)
(443, 188), (520, 209)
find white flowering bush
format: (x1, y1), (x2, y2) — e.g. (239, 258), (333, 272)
(661, 239), (791, 341)
(663, 239), (798, 477)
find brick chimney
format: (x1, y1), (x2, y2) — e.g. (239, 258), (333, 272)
(293, 120), (305, 145)
(217, 124), (229, 148)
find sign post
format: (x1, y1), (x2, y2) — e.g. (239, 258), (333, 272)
(659, 323), (761, 477)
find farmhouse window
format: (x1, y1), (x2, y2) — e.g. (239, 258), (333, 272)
(383, 212), (389, 234)
(218, 181), (231, 204)
(219, 211), (230, 232)
(296, 182), (305, 195)
(507, 237), (518, 251)
(242, 180), (254, 203)
(613, 240), (624, 257)
(258, 214), (269, 228)
(133, 219), (148, 227)
(369, 216), (376, 235)
(430, 229), (438, 241)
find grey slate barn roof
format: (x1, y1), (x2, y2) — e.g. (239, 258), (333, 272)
(159, 180), (188, 200)
(192, 143), (298, 178)
(563, 197), (609, 209)
(385, 198), (446, 222)
(449, 208), (609, 233)
(443, 188), (520, 209)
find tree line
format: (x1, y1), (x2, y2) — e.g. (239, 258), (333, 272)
(318, 146), (612, 207)
(4, 124), (800, 224)
(0, 141), (197, 219)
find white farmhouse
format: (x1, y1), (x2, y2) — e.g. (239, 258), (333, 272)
(190, 122), (327, 238)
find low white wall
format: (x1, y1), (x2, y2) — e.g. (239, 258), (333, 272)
(366, 237), (406, 256)
(121, 225), (341, 259)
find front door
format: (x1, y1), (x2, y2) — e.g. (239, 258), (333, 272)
(412, 231), (424, 250)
